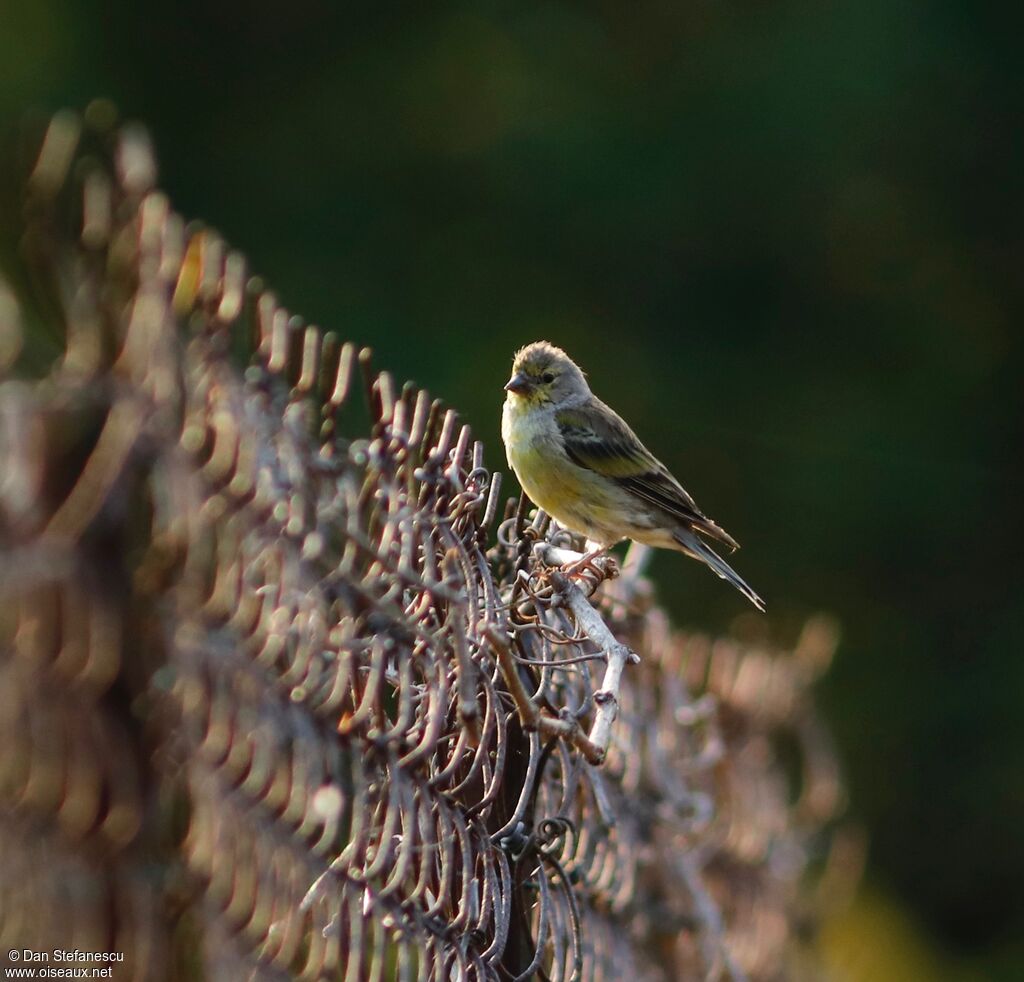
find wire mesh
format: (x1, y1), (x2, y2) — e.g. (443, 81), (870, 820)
(0, 107), (853, 981)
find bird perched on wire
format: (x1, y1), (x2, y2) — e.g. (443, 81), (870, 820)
(501, 341), (765, 610)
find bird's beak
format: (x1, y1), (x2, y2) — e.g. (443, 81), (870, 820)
(504, 372), (533, 395)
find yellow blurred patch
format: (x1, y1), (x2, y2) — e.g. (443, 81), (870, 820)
(172, 230), (206, 316)
(820, 887), (944, 982)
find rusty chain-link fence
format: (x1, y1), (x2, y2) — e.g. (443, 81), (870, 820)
(0, 107), (856, 981)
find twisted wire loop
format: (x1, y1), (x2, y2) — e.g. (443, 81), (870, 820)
(0, 108), (854, 981)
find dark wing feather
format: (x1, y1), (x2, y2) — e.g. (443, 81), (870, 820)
(555, 399), (740, 550)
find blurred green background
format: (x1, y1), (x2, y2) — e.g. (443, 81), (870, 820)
(3, 1), (1022, 977)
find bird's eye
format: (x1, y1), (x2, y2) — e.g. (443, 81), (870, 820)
(541, 372), (555, 384)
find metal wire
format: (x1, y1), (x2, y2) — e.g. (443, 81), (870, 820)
(0, 107), (853, 981)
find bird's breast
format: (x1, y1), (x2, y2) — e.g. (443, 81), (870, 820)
(501, 399), (630, 545)
(502, 398), (549, 458)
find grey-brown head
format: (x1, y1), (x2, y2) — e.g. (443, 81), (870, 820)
(503, 341), (590, 408)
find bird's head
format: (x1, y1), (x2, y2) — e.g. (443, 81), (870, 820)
(504, 341), (589, 408)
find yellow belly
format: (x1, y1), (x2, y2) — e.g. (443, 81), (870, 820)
(503, 404), (632, 545)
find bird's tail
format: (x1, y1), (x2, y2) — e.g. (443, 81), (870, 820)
(672, 528), (766, 612)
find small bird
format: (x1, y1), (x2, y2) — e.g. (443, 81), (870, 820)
(501, 341), (765, 610)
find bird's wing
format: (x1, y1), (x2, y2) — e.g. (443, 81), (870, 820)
(555, 399), (740, 550)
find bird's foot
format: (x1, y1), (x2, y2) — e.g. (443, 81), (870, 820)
(531, 541), (619, 596)
(561, 547), (618, 583)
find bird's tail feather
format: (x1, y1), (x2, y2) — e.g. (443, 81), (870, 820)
(690, 515), (740, 552)
(673, 529), (766, 612)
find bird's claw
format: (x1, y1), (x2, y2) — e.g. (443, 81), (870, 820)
(560, 552), (619, 587)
